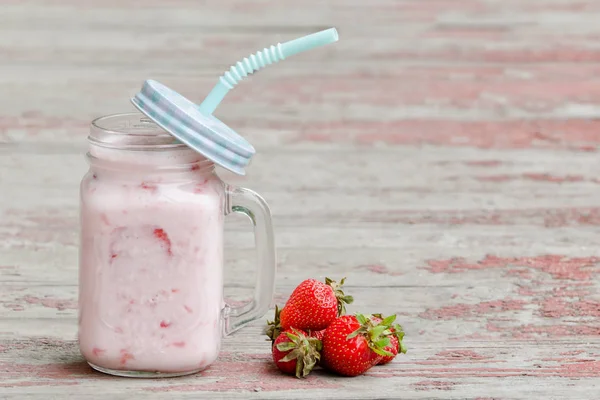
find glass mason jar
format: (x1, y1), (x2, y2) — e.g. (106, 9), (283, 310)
(78, 113), (276, 377)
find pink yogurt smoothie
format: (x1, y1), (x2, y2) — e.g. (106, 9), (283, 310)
(78, 143), (226, 374)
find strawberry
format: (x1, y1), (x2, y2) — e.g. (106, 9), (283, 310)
(320, 314), (394, 377)
(379, 335), (400, 365)
(265, 305), (325, 345)
(265, 305), (283, 345)
(370, 313), (407, 365)
(280, 277), (353, 331)
(309, 329), (326, 341)
(272, 328), (322, 378)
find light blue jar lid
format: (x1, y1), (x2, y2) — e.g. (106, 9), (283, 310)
(131, 79), (255, 175)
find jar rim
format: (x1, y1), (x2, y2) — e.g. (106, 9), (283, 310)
(90, 112), (188, 151)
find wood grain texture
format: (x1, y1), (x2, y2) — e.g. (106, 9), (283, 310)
(1, 0), (600, 399)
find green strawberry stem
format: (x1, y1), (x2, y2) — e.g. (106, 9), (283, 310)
(325, 277), (354, 316)
(391, 323), (408, 354)
(346, 313), (394, 357)
(370, 313), (408, 354)
(276, 328), (323, 378)
(265, 305), (282, 344)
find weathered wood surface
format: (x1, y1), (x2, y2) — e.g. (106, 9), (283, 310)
(2, 0), (600, 398)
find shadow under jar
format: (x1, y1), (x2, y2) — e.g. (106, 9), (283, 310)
(78, 113), (275, 377)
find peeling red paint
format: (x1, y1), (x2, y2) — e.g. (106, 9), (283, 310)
(360, 264), (402, 276)
(0, 381), (79, 388)
(422, 253), (599, 340)
(358, 207), (600, 227)
(488, 323), (600, 338)
(377, 46), (600, 65)
(522, 173), (586, 183)
(20, 295), (77, 311)
(146, 375), (339, 393)
(0, 361), (92, 380)
(431, 350), (489, 360)
(367, 361), (600, 378)
(420, 299), (526, 320)
(517, 287), (536, 296)
(424, 255), (599, 281)
(506, 269), (533, 279)
(3, 303), (25, 311)
(0, 209), (77, 247)
(409, 359), (507, 366)
(407, 351), (507, 365)
(293, 120), (600, 151)
(144, 354), (341, 392)
(541, 298), (600, 318)
(557, 360), (600, 376)
(540, 357), (593, 363)
(476, 174), (512, 182)
(560, 350), (585, 356)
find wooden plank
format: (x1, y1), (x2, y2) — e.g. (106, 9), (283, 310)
(2, 0), (600, 398)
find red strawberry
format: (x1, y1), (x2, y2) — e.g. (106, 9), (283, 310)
(379, 335), (400, 365)
(370, 313), (407, 365)
(320, 314), (394, 377)
(265, 305), (327, 345)
(272, 328), (322, 378)
(308, 329), (326, 341)
(280, 277), (353, 331)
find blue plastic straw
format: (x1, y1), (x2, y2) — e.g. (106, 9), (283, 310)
(198, 28), (338, 115)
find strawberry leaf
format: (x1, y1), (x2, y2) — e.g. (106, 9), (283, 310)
(327, 277), (354, 316)
(264, 305), (282, 343)
(284, 332), (301, 344)
(280, 349), (302, 362)
(372, 347), (394, 357)
(399, 342), (408, 354)
(309, 338), (323, 351)
(346, 328), (361, 340)
(375, 337), (391, 348)
(356, 313), (368, 325)
(295, 355), (304, 378)
(277, 342), (298, 352)
(276, 330), (322, 379)
(302, 352), (319, 377)
(370, 325), (387, 338)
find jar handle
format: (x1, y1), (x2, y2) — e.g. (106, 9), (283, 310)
(222, 185), (276, 336)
